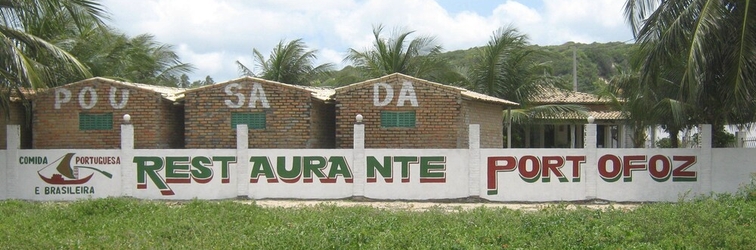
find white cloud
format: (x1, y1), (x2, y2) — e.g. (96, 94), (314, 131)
(98, 0), (633, 82)
(538, 0), (632, 44)
(319, 48), (347, 70)
(175, 44), (228, 79)
(492, 1), (543, 25)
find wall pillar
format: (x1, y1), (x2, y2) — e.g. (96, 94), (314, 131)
(352, 115), (365, 197)
(618, 125), (626, 148)
(525, 127), (531, 148)
(698, 124), (713, 195)
(120, 115), (134, 197)
(570, 124), (576, 148)
(603, 125), (610, 148)
(236, 124), (249, 198)
(506, 108), (512, 148)
(649, 125), (657, 148)
(699, 124), (712, 149)
(468, 124), (480, 197)
(736, 130), (746, 148)
(584, 117), (597, 200)
(2, 125), (20, 200)
(538, 124), (545, 147)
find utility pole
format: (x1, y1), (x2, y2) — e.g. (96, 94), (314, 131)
(572, 44), (578, 148)
(573, 44), (578, 92)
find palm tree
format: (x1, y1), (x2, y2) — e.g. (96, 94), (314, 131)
(30, 10), (194, 87)
(469, 27), (542, 101)
(471, 28), (586, 117)
(344, 24), (461, 83)
(93, 33), (195, 86)
(466, 27), (587, 147)
(236, 38), (332, 86)
(625, 0), (756, 146)
(1, 0), (106, 118)
(52, 28), (195, 86)
(1, 0), (105, 90)
(601, 67), (693, 148)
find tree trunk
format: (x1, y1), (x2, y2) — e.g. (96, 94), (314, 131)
(670, 130), (680, 148)
(631, 122), (647, 148)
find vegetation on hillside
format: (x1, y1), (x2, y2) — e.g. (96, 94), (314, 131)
(320, 41), (636, 93)
(437, 42), (635, 93)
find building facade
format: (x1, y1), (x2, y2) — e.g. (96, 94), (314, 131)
(0, 90), (32, 149)
(527, 87), (629, 148)
(334, 73), (518, 149)
(182, 77), (335, 149)
(32, 78), (184, 149)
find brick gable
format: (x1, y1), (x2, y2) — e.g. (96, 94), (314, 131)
(183, 77), (334, 149)
(32, 78), (183, 149)
(335, 73), (507, 148)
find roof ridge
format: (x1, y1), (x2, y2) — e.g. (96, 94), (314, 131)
(182, 76), (335, 101)
(335, 73), (518, 106)
(44, 77), (186, 101)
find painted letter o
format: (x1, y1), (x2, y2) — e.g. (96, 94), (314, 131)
(78, 87), (97, 109)
(598, 154), (622, 182)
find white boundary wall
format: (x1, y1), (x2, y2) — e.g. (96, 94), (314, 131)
(1, 123), (754, 202)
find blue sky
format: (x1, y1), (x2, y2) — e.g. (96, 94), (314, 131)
(436, 0), (516, 15)
(99, 0), (633, 83)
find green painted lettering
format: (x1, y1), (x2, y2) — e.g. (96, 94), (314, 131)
(191, 156), (213, 183)
(250, 156), (277, 183)
(165, 156), (191, 183)
(134, 156), (174, 195)
(277, 156), (301, 183)
(327, 156), (352, 181)
(394, 156), (418, 183)
(367, 156), (392, 182)
(303, 156), (327, 182)
(213, 156), (235, 183)
(419, 156), (446, 183)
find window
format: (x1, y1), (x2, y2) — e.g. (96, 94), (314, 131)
(79, 113), (113, 130)
(381, 111), (416, 128)
(231, 112), (266, 129)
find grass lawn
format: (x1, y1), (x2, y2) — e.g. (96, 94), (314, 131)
(0, 193), (754, 249)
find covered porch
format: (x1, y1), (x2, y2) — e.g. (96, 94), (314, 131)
(513, 111), (631, 148)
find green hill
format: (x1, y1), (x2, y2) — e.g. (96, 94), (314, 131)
(437, 42), (635, 93)
(317, 42), (636, 94)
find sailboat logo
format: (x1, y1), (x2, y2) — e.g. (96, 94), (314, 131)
(37, 153), (113, 185)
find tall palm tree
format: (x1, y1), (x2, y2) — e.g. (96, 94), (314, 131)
(625, 0), (756, 146)
(1, 0), (106, 116)
(469, 27), (542, 101)
(1, 0), (105, 89)
(94, 33), (195, 86)
(602, 67), (694, 147)
(237, 38), (332, 86)
(28, 2), (195, 88)
(470, 27), (587, 123)
(50, 25), (195, 87)
(344, 24), (461, 83)
(465, 27), (587, 147)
